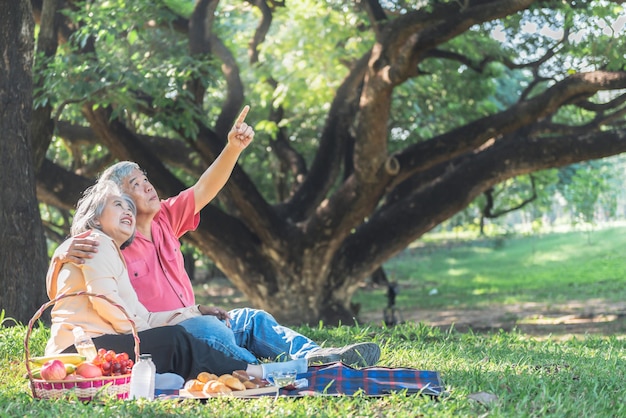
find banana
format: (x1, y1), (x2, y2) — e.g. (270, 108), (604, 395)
(29, 353), (86, 366)
(27, 368), (42, 379)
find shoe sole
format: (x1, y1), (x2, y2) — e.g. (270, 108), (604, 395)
(307, 343), (381, 367)
(339, 343), (380, 367)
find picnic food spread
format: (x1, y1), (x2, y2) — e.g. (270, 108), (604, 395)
(184, 370), (272, 395)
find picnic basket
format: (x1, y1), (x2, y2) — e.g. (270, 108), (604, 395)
(24, 291), (140, 401)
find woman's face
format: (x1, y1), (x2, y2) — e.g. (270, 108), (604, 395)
(97, 195), (135, 247)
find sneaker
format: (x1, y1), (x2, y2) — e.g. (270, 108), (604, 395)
(306, 342), (380, 367)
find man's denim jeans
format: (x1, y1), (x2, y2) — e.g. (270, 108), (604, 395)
(179, 308), (319, 363)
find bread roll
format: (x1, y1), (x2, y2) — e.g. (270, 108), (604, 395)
(243, 380), (260, 389)
(197, 371), (218, 383)
(217, 374), (234, 383)
(203, 380), (232, 394)
(186, 379), (204, 391)
(223, 376), (246, 391)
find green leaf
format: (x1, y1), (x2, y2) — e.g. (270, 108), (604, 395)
(127, 29), (138, 45)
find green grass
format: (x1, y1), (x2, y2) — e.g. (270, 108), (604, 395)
(354, 226), (626, 313)
(2, 227), (626, 416)
(1, 322), (624, 417)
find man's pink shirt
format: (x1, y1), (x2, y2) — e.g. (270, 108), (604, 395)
(123, 188), (199, 311)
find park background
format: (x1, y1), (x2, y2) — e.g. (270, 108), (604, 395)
(1, 1), (625, 416)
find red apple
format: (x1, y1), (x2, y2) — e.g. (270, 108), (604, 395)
(76, 361), (103, 378)
(40, 359), (67, 381)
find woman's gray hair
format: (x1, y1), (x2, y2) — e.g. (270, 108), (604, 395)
(71, 180), (137, 249)
(98, 161), (142, 187)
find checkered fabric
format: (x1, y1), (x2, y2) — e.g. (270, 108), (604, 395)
(283, 362), (443, 397)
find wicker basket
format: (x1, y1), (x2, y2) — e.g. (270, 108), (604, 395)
(24, 291), (140, 401)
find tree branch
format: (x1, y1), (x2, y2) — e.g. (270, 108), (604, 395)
(280, 53), (371, 221)
(189, 0), (245, 137)
(31, 0), (61, 170)
(482, 175), (537, 219)
(394, 71), (626, 181)
(247, 1), (308, 201)
(334, 126), (626, 284)
(360, 0), (388, 38)
(36, 159), (94, 211)
(374, 0), (536, 84)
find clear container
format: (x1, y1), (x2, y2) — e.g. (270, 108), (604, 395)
(129, 354), (156, 400)
(72, 326), (97, 362)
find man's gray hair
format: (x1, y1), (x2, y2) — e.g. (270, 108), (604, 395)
(98, 161), (142, 187)
(71, 180), (137, 248)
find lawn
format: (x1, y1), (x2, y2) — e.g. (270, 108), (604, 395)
(354, 225), (626, 314)
(1, 227), (625, 417)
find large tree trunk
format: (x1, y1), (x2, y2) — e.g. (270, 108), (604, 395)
(22, 1), (626, 325)
(0, 0), (49, 324)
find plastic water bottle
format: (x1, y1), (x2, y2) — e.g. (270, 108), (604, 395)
(72, 327), (97, 362)
(129, 354), (156, 400)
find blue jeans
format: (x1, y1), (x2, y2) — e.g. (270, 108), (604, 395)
(179, 308), (320, 363)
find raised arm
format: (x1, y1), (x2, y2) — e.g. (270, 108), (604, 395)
(192, 105), (255, 213)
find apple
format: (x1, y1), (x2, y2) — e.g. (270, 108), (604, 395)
(76, 361), (103, 378)
(40, 359), (67, 381)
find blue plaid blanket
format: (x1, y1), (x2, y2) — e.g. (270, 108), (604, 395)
(282, 362), (443, 397)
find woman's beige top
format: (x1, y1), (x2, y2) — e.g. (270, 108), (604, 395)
(45, 231), (201, 354)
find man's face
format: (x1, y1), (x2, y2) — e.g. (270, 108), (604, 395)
(122, 168), (161, 217)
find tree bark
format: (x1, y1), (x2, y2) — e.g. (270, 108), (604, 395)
(0, 0), (49, 324)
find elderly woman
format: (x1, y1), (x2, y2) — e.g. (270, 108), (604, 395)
(46, 181), (305, 380)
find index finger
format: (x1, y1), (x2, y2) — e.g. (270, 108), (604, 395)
(235, 105), (250, 128)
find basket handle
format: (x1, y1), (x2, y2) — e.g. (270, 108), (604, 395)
(23, 291), (140, 396)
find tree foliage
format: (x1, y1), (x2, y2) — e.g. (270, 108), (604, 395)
(21, 0), (626, 324)
(560, 159), (622, 225)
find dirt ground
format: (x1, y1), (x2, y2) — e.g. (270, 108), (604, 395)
(196, 278), (626, 338)
(358, 298), (626, 338)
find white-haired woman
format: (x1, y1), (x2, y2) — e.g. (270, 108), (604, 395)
(46, 181), (305, 381)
